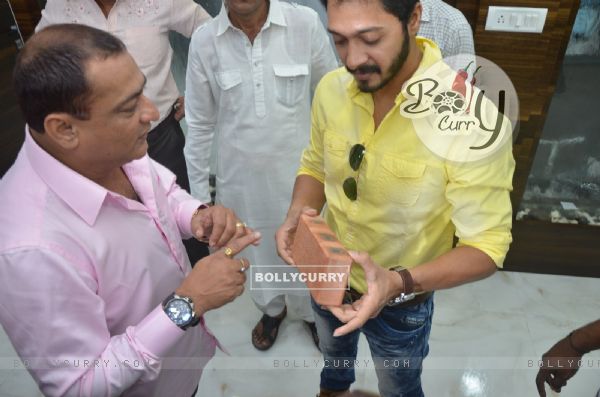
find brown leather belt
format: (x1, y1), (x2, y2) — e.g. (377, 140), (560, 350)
(345, 288), (432, 309)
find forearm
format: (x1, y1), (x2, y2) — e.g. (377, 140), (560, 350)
(409, 245), (497, 293)
(571, 320), (600, 354)
(286, 175), (326, 219)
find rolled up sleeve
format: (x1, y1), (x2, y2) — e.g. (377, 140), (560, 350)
(445, 144), (515, 267)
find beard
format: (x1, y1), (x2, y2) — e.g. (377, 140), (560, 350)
(347, 24), (410, 93)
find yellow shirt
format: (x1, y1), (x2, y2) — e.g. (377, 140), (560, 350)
(298, 38), (515, 293)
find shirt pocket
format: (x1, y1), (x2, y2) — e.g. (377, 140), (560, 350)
(323, 131), (350, 188)
(123, 26), (164, 68)
(376, 155), (426, 207)
(216, 70), (243, 112)
(273, 64), (309, 107)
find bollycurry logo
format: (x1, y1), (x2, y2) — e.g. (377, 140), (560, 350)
(399, 55), (519, 163)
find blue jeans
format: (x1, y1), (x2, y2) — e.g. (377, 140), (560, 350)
(312, 294), (434, 397)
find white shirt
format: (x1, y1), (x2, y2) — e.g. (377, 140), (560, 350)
(184, 0), (337, 304)
(36, 0), (210, 125)
(184, 0), (338, 204)
(418, 0), (475, 57)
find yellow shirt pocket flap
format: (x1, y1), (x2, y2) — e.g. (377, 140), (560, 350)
(324, 131), (348, 157)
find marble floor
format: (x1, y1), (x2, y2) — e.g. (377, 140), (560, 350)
(1, 271), (599, 397)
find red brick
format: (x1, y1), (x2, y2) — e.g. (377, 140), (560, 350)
(291, 214), (351, 306)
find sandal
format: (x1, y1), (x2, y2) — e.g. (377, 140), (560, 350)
(305, 321), (321, 351)
(252, 306), (287, 351)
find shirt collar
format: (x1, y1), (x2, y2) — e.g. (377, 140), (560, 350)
(420, 0), (431, 22)
(346, 37), (442, 104)
(216, 0), (287, 37)
(25, 127), (108, 226)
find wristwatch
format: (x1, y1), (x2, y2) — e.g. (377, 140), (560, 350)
(387, 266), (415, 306)
(162, 293), (200, 330)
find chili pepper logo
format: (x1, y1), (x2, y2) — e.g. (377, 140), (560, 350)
(399, 55), (519, 164)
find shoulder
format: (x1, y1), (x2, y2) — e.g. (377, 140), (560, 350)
(281, 1), (320, 23)
(315, 67), (351, 98)
(190, 18), (218, 43)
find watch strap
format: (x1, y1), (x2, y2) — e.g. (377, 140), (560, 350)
(388, 267), (416, 306)
(397, 269), (414, 295)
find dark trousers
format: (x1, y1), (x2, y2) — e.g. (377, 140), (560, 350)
(147, 107), (209, 266)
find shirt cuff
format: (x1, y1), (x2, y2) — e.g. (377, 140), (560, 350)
(178, 199), (207, 239)
(297, 167), (325, 184)
(134, 305), (186, 358)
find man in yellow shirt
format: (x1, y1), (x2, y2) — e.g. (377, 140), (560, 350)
(275, 0), (515, 396)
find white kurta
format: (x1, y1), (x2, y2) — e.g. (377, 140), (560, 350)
(184, 0), (338, 305)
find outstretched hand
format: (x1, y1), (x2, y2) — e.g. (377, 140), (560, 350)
(326, 251), (402, 337)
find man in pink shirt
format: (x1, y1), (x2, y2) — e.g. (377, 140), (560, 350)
(36, 0), (214, 266)
(0, 24), (259, 396)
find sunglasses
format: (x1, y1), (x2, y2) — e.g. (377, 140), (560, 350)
(343, 143), (366, 201)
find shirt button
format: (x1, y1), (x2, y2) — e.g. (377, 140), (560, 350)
(256, 83), (261, 87)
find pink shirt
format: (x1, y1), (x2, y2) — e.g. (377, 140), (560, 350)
(0, 130), (218, 396)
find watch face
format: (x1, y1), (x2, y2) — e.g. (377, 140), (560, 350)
(165, 299), (193, 326)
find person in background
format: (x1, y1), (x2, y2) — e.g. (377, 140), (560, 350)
(536, 319), (600, 397)
(36, 0), (213, 263)
(0, 24), (259, 397)
(275, 0), (515, 395)
(418, 0), (474, 58)
(184, 0), (338, 351)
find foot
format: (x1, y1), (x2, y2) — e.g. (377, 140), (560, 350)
(305, 321), (320, 351)
(251, 306), (287, 351)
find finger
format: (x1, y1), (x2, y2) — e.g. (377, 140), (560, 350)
(229, 257), (250, 279)
(546, 372), (563, 392)
(275, 229), (296, 265)
(234, 285), (244, 298)
(332, 315), (365, 337)
(327, 304), (359, 323)
(215, 211), (237, 248)
(333, 297), (379, 337)
(348, 251), (373, 269)
(234, 221), (247, 238)
(535, 371), (547, 397)
(241, 226), (262, 246)
(223, 231), (262, 257)
(301, 207), (318, 217)
(208, 210), (226, 247)
(351, 298), (364, 311)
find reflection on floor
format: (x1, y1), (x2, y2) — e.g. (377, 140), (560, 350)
(1, 271), (599, 397)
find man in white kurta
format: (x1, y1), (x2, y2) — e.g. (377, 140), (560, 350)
(184, 0), (337, 349)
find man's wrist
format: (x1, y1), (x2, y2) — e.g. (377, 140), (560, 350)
(387, 270), (404, 301)
(193, 203), (211, 218)
(569, 328), (592, 355)
(162, 291), (202, 330)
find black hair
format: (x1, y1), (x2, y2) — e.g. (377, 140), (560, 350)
(13, 24), (126, 132)
(320, 0), (419, 25)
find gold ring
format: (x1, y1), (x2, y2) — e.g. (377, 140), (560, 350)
(223, 247), (234, 258)
(239, 259), (248, 273)
(235, 222), (247, 228)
